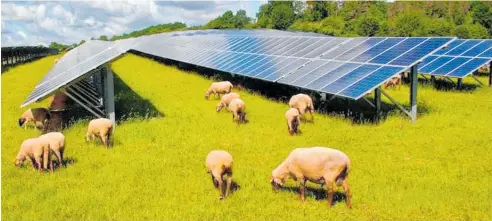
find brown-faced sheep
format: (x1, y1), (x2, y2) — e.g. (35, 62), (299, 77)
(270, 147), (352, 208)
(15, 138), (49, 171)
(18, 108), (51, 130)
(39, 132), (65, 170)
(205, 81), (233, 99)
(216, 92), (240, 112)
(289, 94), (314, 121)
(86, 118), (113, 148)
(227, 98), (246, 124)
(285, 108), (300, 135)
(383, 74), (402, 89)
(206, 150), (233, 200)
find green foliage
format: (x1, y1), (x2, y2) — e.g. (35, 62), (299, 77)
(79, 40), (86, 45)
(455, 23), (489, 39)
(318, 16), (345, 36)
(392, 13), (423, 37)
(48, 42), (70, 51)
(110, 22), (186, 41)
(206, 10), (251, 29)
(98, 35), (108, 41)
(2, 53), (492, 221)
(471, 1), (492, 35)
(356, 16), (380, 36)
(271, 4), (295, 30)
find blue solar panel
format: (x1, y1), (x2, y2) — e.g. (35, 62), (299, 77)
(291, 38), (326, 57)
(264, 59), (310, 81)
(304, 38), (347, 58)
(335, 38), (385, 61)
(289, 61), (344, 87)
(419, 56), (454, 73)
(253, 57), (290, 78)
(319, 64), (380, 94)
(320, 38), (368, 59)
(278, 60), (327, 84)
(229, 55), (265, 73)
(433, 40), (465, 55)
(339, 66), (405, 99)
(305, 63), (360, 90)
(430, 57), (471, 76)
(369, 38), (425, 65)
(461, 40), (492, 57)
(445, 39), (483, 56)
(447, 58), (491, 78)
(390, 38), (452, 66)
(351, 38), (404, 63)
(478, 47), (492, 58)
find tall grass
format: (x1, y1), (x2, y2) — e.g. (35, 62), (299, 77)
(2, 54), (491, 220)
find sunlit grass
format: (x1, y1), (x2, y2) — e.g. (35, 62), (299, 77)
(2, 54), (491, 220)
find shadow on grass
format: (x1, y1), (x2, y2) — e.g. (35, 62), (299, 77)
(132, 52), (433, 124)
(44, 73), (164, 132)
(280, 186), (347, 203)
(417, 77), (479, 92)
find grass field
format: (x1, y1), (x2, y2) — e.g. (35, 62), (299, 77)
(2, 54), (492, 220)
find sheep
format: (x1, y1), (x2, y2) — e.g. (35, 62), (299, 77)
(86, 118), (113, 148)
(289, 94), (314, 122)
(227, 98), (246, 124)
(270, 147), (352, 208)
(206, 150), (233, 200)
(54, 58), (60, 64)
(15, 138), (49, 171)
(216, 92), (240, 112)
(383, 74), (402, 89)
(18, 108), (51, 130)
(39, 132), (66, 170)
(285, 108), (300, 135)
(205, 81), (233, 100)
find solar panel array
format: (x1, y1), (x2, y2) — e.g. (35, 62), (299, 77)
(22, 29), (455, 107)
(419, 39), (492, 78)
(134, 36), (453, 99)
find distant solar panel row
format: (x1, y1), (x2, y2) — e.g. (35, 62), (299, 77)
(419, 39), (492, 78)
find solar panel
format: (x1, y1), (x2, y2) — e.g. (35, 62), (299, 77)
(419, 39), (492, 78)
(22, 30), (454, 107)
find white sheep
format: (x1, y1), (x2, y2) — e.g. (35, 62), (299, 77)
(383, 74), (402, 89)
(39, 132), (66, 170)
(216, 92), (240, 112)
(227, 98), (246, 124)
(15, 138), (49, 171)
(205, 81), (233, 99)
(18, 108), (51, 130)
(206, 150), (233, 200)
(285, 108), (300, 135)
(289, 94), (314, 121)
(270, 147), (352, 208)
(86, 118), (113, 148)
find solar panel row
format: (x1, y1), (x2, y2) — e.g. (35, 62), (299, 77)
(22, 29), (455, 107)
(420, 39), (492, 78)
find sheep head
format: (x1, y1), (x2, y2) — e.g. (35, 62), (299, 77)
(14, 155), (26, 167)
(216, 103), (224, 112)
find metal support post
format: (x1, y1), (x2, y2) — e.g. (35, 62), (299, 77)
(320, 93), (327, 101)
(410, 65), (418, 122)
(457, 78), (463, 89)
(104, 66), (116, 129)
(489, 61), (492, 87)
(374, 87), (381, 118)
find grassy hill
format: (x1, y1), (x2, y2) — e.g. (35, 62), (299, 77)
(2, 54), (491, 220)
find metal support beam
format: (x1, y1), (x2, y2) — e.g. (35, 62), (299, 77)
(374, 87), (381, 118)
(489, 61), (492, 87)
(420, 74), (428, 81)
(470, 75), (484, 86)
(410, 65), (418, 122)
(457, 78), (463, 89)
(64, 90), (104, 118)
(361, 96), (376, 109)
(104, 65), (116, 128)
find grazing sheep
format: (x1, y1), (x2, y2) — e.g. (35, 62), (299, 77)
(18, 108), (51, 130)
(15, 138), (49, 171)
(39, 132), (65, 170)
(216, 92), (240, 112)
(383, 74), (402, 89)
(206, 150), (233, 200)
(86, 118), (113, 148)
(285, 108), (300, 135)
(227, 98), (246, 124)
(270, 147), (352, 208)
(289, 94), (314, 121)
(205, 81), (233, 99)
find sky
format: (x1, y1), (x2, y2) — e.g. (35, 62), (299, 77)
(1, 1), (265, 47)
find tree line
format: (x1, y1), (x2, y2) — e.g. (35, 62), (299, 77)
(49, 1), (491, 50)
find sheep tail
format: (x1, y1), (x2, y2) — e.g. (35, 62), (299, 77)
(335, 165), (349, 185)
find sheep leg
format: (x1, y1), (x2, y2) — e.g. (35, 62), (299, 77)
(34, 156), (42, 172)
(43, 149), (49, 170)
(101, 134), (108, 148)
(29, 157), (36, 170)
(225, 172), (232, 197)
(323, 174), (336, 207)
(211, 174), (219, 188)
(49, 156), (54, 173)
(299, 178), (306, 202)
(342, 179), (352, 209)
(60, 149), (65, 167)
(213, 171), (224, 200)
(54, 150), (63, 168)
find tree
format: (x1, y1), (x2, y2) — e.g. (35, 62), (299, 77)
(319, 16), (345, 36)
(357, 16), (380, 36)
(271, 4), (295, 29)
(98, 35), (108, 41)
(471, 2), (492, 35)
(234, 10), (251, 28)
(79, 40), (86, 45)
(90, 37), (96, 40)
(455, 23), (489, 39)
(256, 4), (272, 28)
(393, 13), (423, 36)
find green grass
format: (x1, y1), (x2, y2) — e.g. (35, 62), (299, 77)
(2, 54), (492, 220)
